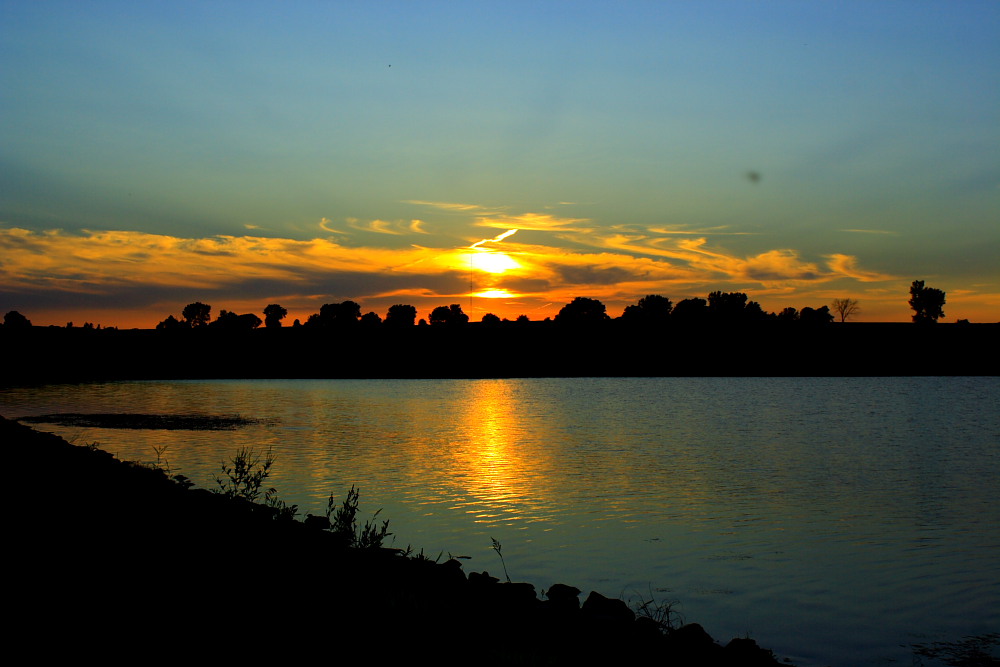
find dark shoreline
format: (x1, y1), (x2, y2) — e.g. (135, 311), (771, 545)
(7, 415), (787, 664)
(3, 321), (997, 385)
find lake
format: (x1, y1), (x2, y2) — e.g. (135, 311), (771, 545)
(3, 377), (998, 666)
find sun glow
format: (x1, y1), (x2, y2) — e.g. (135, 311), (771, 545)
(474, 289), (516, 299)
(469, 251), (520, 274)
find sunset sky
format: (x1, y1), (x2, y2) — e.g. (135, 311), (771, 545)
(3, 1), (998, 327)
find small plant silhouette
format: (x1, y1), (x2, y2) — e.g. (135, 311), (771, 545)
(151, 444), (171, 474)
(325, 485), (391, 549)
(631, 588), (684, 632)
(215, 446), (275, 502)
(491, 537), (511, 582)
(213, 446), (297, 520)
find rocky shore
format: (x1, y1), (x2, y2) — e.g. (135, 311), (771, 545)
(7, 415), (788, 664)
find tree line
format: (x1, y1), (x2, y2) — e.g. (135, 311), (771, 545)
(155, 292), (846, 332)
(1, 280), (951, 332)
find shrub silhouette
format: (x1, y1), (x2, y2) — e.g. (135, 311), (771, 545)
(325, 485), (391, 549)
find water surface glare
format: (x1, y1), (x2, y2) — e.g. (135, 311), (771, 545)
(4, 377), (998, 666)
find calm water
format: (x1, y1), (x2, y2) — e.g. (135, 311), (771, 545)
(4, 377), (998, 666)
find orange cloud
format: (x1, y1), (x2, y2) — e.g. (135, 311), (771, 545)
(6, 206), (955, 326)
(476, 212), (592, 233)
(825, 254), (897, 282)
(0, 227), (446, 293)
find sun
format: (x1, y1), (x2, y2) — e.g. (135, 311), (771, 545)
(474, 289), (516, 299)
(469, 251), (520, 274)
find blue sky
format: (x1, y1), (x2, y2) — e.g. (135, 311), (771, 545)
(2, 1), (998, 326)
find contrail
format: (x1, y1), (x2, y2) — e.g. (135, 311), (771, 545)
(470, 229), (517, 249)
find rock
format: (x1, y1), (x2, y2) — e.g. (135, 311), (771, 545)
(634, 615), (664, 638)
(672, 622), (716, 647)
(468, 570), (500, 586)
(581, 590), (635, 625)
(303, 513), (330, 530)
(546, 583), (581, 605)
(498, 581), (537, 605)
(667, 622), (725, 663)
(725, 636), (780, 666)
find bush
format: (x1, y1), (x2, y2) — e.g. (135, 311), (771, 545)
(214, 446), (297, 520)
(325, 485), (391, 549)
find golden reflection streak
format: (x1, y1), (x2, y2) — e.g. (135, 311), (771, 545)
(448, 381), (553, 528)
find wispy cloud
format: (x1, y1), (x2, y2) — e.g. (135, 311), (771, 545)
(476, 212), (593, 234)
(319, 217), (344, 234)
(404, 200), (491, 212)
(2, 208), (935, 326)
(646, 225), (756, 236)
(826, 254), (897, 282)
(320, 217), (431, 236)
(470, 229), (518, 249)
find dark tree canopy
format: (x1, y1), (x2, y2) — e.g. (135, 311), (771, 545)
(3, 310), (32, 329)
(799, 305), (834, 324)
(620, 294), (673, 324)
(481, 313), (501, 326)
(671, 297), (708, 322)
(211, 310), (262, 331)
(429, 304), (469, 326)
(360, 311), (382, 327)
(182, 302), (211, 328)
(314, 300), (362, 328)
(555, 297), (609, 325)
(776, 307), (799, 322)
(263, 304), (287, 329)
(384, 304), (417, 328)
(708, 291), (749, 320)
(744, 300), (767, 321)
(156, 314), (184, 330)
(909, 280), (946, 324)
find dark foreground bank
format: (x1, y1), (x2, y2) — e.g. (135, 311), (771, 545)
(6, 416), (787, 665)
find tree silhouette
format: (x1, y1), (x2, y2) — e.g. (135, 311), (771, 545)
(155, 314), (184, 330)
(384, 304), (417, 328)
(481, 313), (501, 326)
(3, 310), (32, 329)
(620, 294), (673, 324)
(671, 297), (708, 322)
(211, 310), (262, 331)
(313, 301), (362, 328)
(555, 297), (609, 324)
(776, 307), (799, 321)
(182, 302), (211, 328)
(744, 300), (767, 321)
(263, 304), (287, 329)
(707, 291), (749, 321)
(429, 304), (469, 326)
(909, 280), (945, 324)
(360, 311), (382, 327)
(830, 298), (860, 322)
(799, 305), (834, 324)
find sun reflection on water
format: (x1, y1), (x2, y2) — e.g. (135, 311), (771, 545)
(425, 380), (557, 531)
